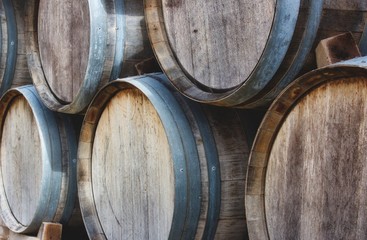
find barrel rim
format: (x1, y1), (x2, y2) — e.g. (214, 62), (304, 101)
(144, 0), (303, 107)
(0, 85), (63, 233)
(77, 73), (203, 239)
(245, 58), (367, 240)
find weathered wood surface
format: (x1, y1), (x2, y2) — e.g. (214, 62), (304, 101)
(78, 74), (254, 239)
(162, 0), (275, 90)
(0, 94), (42, 231)
(0, 0), (32, 96)
(246, 57), (367, 240)
(145, 0), (367, 108)
(0, 86), (80, 234)
(37, 0), (90, 103)
(26, 0), (156, 113)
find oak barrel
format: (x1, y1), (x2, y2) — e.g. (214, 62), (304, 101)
(0, 86), (81, 234)
(77, 73), (258, 239)
(0, 0), (32, 96)
(25, 0), (156, 114)
(145, 0), (367, 108)
(246, 57), (367, 239)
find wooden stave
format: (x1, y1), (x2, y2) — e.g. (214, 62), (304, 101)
(0, 0), (32, 96)
(144, 0), (367, 108)
(245, 56), (367, 240)
(77, 73), (251, 239)
(26, 0), (154, 114)
(0, 85), (79, 234)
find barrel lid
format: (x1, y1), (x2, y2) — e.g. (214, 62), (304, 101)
(146, 0), (302, 105)
(0, 86), (64, 233)
(37, 0), (91, 103)
(162, 0), (275, 90)
(78, 74), (201, 239)
(246, 59), (367, 239)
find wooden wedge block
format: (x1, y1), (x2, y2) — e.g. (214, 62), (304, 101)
(316, 32), (361, 68)
(37, 223), (62, 240)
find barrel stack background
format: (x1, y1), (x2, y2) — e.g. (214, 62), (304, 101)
(0, 0), (366, 239)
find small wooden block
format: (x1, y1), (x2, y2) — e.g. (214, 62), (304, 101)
(37, 223), (62, 240)
(316, 32), (361, 68)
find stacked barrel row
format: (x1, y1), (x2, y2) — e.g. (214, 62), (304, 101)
(0, 0), (367, 239)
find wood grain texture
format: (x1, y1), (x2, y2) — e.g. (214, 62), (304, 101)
(38, 0), (90, 103)
(145, 0), (367, 108)
(0, 96), (41, 228)
(0, 0), (32, 95)
(78, 74), (252, 239)
(246, 57), (367, 240)
(26, 0), (155, 113)
(0, 86), (80, 234)
(162, 0), (275, 89)
(93, 89), (174, 240)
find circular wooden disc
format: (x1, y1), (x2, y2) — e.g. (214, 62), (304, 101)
(92, 89), (174, 239)
(0, 96), (42, 226)
(265, 78), (367, 239)
(37, 0), (90, 103)
(162, 0), (275, 89)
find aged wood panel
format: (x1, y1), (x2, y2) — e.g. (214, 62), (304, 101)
(92, 89), (174, 240)
(0, 95), (41, 228)
(0, 0), (32, 96)
(246, 57), (367, 239)
(78, 74), (253, 239)
(26, 0), (156, 113)
(0, 86), (80, 234)
(145, 0), (367, 108)
(162, 0), (275, 89)
(38, 0), (90, 103)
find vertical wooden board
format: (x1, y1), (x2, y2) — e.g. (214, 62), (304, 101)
(0, 96), (42, 227)
(37, 0), (90, 103)
(161, 0), (275, 89)
(120, 0), (155, 77)
(204, 107), (249, 231)
(91, 89), (174, 239)
(265, 79), (367, 239)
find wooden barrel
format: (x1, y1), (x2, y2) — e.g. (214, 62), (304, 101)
(145, 0), (367, 108)
(0, 0), (32, 96)
(246, 57), (367, 239)
(77, 73), (260, 239)
(0, 85), (81, 234)
(25, 0), (156, 114)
